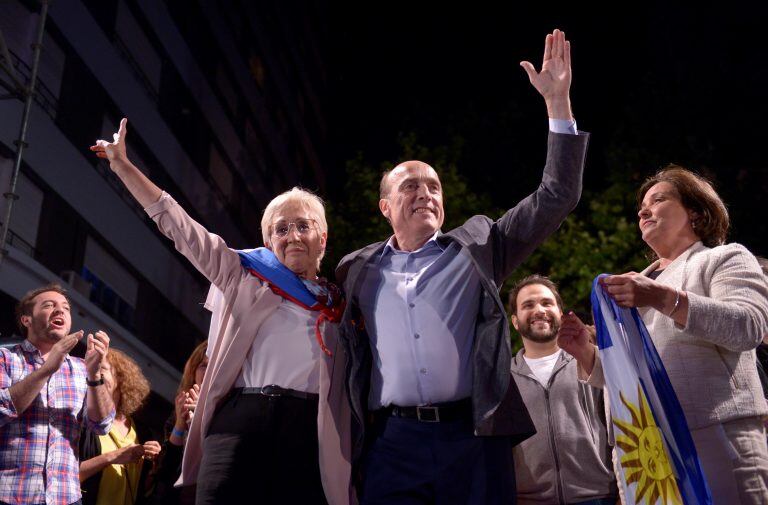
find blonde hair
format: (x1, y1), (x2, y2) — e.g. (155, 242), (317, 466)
(260, 187), (328, 268)
(107, 348), (150, 417)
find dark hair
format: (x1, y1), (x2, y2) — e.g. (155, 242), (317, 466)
(15, 284), (71, 337)
(507, 275), (564, 315)
(637, 165), (729, 248)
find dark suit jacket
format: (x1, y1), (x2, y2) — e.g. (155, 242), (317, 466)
(336, 131), (590, 464)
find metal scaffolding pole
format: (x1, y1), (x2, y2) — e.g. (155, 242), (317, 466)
(0, 0), (49, 265)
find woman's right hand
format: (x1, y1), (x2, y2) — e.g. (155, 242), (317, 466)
(89, 118), (129, 168)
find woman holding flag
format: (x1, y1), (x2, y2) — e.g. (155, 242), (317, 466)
(561, 165), (768, 503)
(90, 119), (353, 505)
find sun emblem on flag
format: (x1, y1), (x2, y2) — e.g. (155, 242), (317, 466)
(613, 385), (682, 505)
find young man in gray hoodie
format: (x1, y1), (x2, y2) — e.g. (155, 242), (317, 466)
(509, 275), (618, 505)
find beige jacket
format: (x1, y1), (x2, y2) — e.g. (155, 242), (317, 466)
(145, 193), (354, 505)
(585, 241), (768, 429)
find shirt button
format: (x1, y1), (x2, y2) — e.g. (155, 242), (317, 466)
(420, 368), (427, 374)
(409, 303), (415, 308)
(414, 333), (420, 339)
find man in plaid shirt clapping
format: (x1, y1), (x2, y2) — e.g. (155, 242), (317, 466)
(0, 284), (115, 505)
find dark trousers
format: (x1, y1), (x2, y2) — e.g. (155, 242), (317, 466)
(361, 414), (516, 505)
(195, 391), (327, 505)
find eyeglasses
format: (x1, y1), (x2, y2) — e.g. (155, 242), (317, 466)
(271, 219), (316, 238)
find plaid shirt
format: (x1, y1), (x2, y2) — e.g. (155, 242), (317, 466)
(0, 340), (114, 505)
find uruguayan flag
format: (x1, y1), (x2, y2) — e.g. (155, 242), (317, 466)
(591, 275), (712, 505)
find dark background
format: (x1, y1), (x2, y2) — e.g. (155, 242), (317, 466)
(326, 1), (768, 257)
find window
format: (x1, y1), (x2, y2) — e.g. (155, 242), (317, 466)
(114, 0), (161, 94)
(0, 0), (66, 106)
(209, 144), (232, 198)
(82, 237), (138, 328)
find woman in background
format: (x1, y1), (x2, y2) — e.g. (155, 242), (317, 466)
(149, 341), (207, 505)
(79, 349), (161, 505)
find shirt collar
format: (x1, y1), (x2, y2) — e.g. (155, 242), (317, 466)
(21, 338), (39, 354)
(378, 231), (443, 262)
(21, 338), (70, 365)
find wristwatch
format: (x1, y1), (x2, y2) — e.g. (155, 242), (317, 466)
(86, 376), (104, 387)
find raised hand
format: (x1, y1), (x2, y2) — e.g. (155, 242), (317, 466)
(557, 312), (590, 354)
(84, 331), (110, 380)
(557, 312), (596, 373)
(87, 117), (162, 208)
(173, 390), (187, 428)
(89, 118), (128, 167)
(520, 29), (572, 119)
(43, 331), (83, 373)
(183, 384), (200, 425)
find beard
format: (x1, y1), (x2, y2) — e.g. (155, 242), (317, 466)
(28, 316), (68, 343)
(518, 315), (561, 344)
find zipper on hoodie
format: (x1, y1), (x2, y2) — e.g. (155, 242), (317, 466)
(543, 385), (567, 505)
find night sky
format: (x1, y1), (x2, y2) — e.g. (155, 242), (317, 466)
(328, 2), (768, 255)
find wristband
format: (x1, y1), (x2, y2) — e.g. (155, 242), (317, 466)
(171, 427), (187, 438)
(86, 377), (104, 387)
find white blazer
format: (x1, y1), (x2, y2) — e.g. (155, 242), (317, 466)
(587, 241), (768, 430)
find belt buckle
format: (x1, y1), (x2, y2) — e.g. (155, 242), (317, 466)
(416, 405), (440, 422)
(260, 384), (282, 397)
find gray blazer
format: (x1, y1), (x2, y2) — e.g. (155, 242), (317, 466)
(588, 241), (768, 429)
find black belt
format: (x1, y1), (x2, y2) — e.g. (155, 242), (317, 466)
(383, 398), (472, 423)
(231, 385), (319, 401)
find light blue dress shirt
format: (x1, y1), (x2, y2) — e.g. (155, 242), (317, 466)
(358, 233), (482, 408)
(360, 119), (578, 409)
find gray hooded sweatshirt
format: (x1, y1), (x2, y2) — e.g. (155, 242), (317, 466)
(511, 348), (618, 504)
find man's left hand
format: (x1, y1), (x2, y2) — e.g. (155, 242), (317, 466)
(520, 28), (572, 119)
(85, 331), (110, 380)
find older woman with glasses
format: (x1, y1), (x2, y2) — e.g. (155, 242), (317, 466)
(91, 120), (353, 505)
(561, 165), (768, 504)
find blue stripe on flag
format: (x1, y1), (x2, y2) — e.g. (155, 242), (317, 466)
(591, 274), (712, 505)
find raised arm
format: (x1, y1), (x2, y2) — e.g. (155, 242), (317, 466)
(84, 331), (115, 432)
(90, 119), (161, 207)
(463, 29), (587, 284)
(90, 119), (245, 291)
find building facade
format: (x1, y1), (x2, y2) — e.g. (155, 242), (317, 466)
(0, 0), (327, 422)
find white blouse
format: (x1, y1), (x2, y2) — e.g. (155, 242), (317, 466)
(234, 297), (322, 393)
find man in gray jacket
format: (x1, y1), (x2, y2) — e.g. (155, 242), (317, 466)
(509, 275), (618, 505)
